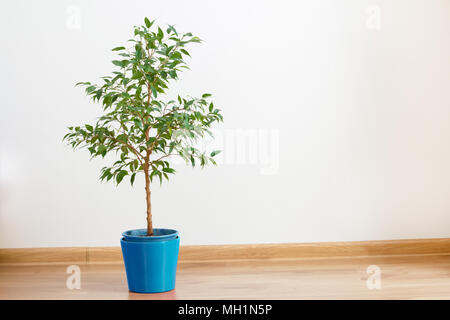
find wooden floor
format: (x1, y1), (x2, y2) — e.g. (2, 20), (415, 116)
(1, 254), (450, 299)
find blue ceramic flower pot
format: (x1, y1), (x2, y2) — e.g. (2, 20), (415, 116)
(120, 228), (180, 293)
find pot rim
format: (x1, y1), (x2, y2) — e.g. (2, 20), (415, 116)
(122, 228), (179, 242)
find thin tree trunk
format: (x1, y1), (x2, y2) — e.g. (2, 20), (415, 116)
(145, 80), (154, 236)
(144, 166), (153, 236)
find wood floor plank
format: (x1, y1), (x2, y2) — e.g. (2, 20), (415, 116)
(1, 254), (450, 299)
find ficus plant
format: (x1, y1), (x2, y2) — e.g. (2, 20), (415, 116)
(64, 18), (223, 236)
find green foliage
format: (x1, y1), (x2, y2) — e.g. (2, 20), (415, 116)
(64, 18), (223, 186)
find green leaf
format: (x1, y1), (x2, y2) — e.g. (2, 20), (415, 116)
(86, 86), (96, 93)
(135, 45), (142, 60)
(202, 93), (212, 98)
(116, 170), (128, 184)
(200, 155), (206, 166)
(166, 25), (178, 35)
(210, 150), (221, 157)
(169, 70), (177, 78)
(133, 118), (143, 129)
(171, 51), (182, 60)
(116, 134), (128, 143)
(130, 173), (136, 186)
(157, 27), (164, 40)
(162, 167), (176, 174)
(144, 17), (151, 28)
(150, 84), (157, 98)
(149, 170), (157, 183)
(112, 46), (125, 51)
(97, 145), (107, 157)
(180, 49), (190, 57)
(157, 171), (162, 185)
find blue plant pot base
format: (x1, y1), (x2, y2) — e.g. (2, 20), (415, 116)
(121, 228), (180, 293)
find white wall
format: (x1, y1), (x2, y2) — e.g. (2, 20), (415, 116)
(1, 0), (449, 248)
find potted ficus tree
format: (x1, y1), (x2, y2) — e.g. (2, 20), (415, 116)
(63, 17), (223, 293)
